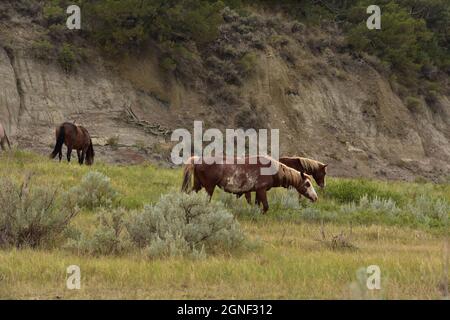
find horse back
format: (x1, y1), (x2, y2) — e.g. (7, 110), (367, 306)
(279, 157), (303, 172)
(195, 157), (275, 193)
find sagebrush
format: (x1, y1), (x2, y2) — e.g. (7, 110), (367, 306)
(127, 191), (245, 258)
(70, 171), (118, 209)
(0, 174), (79, 248)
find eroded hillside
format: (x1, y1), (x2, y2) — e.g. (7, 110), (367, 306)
(0, 1), (449, 181)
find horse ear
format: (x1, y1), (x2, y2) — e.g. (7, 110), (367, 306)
(300, 171), (307, 179)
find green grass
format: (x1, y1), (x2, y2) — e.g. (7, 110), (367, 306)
(0, 150), (448, 299)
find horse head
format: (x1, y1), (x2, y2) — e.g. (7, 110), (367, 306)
(296, 172), (318, 202)
(313, 163), (328, 188)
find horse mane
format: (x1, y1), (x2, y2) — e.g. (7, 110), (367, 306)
(276, 161), (307, 188)
(297, 157), (325, 174)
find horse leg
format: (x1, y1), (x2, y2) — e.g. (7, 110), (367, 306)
(245, 192), (252, 205)
(80, 149), (86, 164)
(0, 138), (5, 151)
(204, 185), (216, 200)
(255, 189), (269, 213)
(255, 194), (260, 206)
(192, 176), (202, 192)
(67, 146), (72, 162)
(58, 149), (62, 162)
(76, 150), (81, 164)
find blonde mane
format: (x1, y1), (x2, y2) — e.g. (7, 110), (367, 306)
(276, 161), (310, 188)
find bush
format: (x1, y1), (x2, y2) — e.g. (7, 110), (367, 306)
(70, 171), (118, 210)
(237, 52), (257, 76)
(43, 3), (65, 25)
(0, 175), (79, 248)
(341, 195), (400, 217)
(160, 57), (177, 72)
(407, 195), (449, 227)
(216, 191), (262, 218)
(66, 207), (130, 255)
(405, 96), (423, 113)
(58, 43), (76, 73)
(106, 136), (119, 149)
(272, 188), (300, 210)
(48, 23), (69, 42)
(325, 179), (404, 205)
(31, 39), (54, 61)
(126, 191), (245, 258)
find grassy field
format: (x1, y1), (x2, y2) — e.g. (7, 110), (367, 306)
(0, 150), (448, 299)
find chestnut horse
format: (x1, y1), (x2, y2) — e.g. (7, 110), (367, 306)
(181, 156), (318, 213)
(50, 122), (95, 165)
(242, 156), (328, 204)
(0, 122), (11, 151)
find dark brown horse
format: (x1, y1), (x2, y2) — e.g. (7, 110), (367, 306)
(181, 155), (318, 213)
(0, 122), (11, 151)
(279, 157), (328, 187)
(242, 156), (328, 204)
(50, 122), (94, 165)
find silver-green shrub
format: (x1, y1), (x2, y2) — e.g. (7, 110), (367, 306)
(272, 188), (300, 210)
(65, 207), (131, 255)
(70, 171), (118, 209)
(341, 195), (400, 216)
(0, 175), (79, 248)
(407, 195), (449, 225)
(127, 191), (245, 258)
(216, 191), (262, 217)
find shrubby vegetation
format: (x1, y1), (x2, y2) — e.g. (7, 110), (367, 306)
(18, 0), (449, 107)
(127, 191), (245, 258)
(31, 39), (54, 61)
(67, 191), (246, 258)
(0, 152), (448, 263)
(0, 161), (246, 257)
(69, 171), (118, 209)
(247, 0), (449, 98)
(0, 152), (447, 298)
(0, 174), (79, 248)
(66, 207), (131, 255)
(219, 177), (449, 230)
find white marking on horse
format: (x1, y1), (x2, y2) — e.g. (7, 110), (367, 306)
(223, 167), (256, 193)
(305, 183), (318, 201)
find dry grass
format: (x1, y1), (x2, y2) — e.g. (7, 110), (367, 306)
(0, 222), (447, 299)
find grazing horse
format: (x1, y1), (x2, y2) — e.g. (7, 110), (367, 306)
(50, 122), (95, 165)
(0, 122), (11, 151)
(242, 156), (328, 204)
(280, 157), (328, 188)
(181, 155), (318, 213)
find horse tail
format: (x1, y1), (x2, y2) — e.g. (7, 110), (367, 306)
(181, 162), (195, 193)
(88, 138), (94, 156)
(50, 125), (65, 159)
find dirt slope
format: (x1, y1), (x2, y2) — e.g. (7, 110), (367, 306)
(0, 5), (448, 181)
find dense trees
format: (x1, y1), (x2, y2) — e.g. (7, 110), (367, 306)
(239, 0), (449, 99)
(80, 0), (225, 53)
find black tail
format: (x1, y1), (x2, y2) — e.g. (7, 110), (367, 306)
(50, 125), (65, 159)
(85, 138), (95, 165)
(88, 138), (94, 156)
